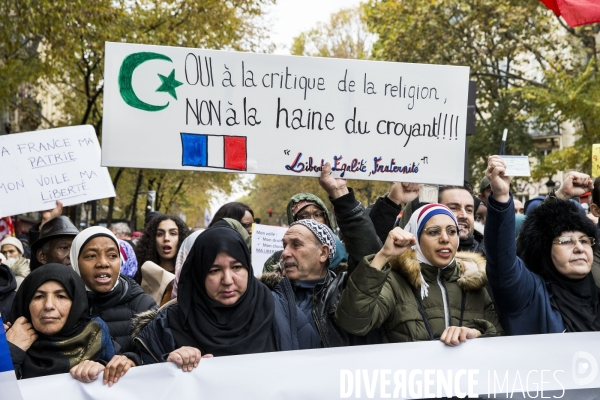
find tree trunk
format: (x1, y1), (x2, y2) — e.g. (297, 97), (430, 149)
(106, 167), (124, 228)
(91, 200), (97, 225)
(155, 181), (162, 211)
(130, 169), (144, 230)
(165, 179), (185, 211)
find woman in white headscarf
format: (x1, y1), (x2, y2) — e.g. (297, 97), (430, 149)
(0, 237), (30, 289)
(70, 227), (156, 378)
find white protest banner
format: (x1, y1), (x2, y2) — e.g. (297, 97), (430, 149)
(0, 126), (115, 218)
(17, 333), (600, 399)
(251, 223), (287, 276)
(102, 42), (470, 185)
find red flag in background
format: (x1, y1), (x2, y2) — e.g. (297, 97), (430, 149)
(539, 0), (600, 27)
(0, 217), (14, 238)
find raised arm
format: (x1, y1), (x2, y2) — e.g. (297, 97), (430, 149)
(555, 171), (593, 200)
(319, 162), (382, 274)
(484, 156), (537, 315)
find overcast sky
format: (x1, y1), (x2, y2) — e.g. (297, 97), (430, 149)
(267, 0), (363, 55)
(209, 0), (364, 215)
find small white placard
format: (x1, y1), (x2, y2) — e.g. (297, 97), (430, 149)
(0, 125), (116, 218)
(251, 223), (287, 276)
(501, 155), (530, 177)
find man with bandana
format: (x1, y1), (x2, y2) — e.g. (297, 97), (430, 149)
(285, 192), (348, 271)
(271, 162), (384, 347)
(281, 219), (338, 342)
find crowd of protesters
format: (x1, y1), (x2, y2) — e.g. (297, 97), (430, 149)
(1, 156), (599, 386)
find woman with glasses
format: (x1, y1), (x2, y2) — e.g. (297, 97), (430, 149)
(335, 203), (502, 345)
(485, 156), (600, 334)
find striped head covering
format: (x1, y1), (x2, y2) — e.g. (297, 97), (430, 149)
(289, 219), (337, 262)
(404, 204), (459, 299)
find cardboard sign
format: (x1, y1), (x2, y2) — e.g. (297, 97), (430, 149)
(102, 42), (470, 184)
(592, 144), (600, 177)
(0, 126), (115, 218)
(501, 155), (531, 177)
(251, 223), (287, 276)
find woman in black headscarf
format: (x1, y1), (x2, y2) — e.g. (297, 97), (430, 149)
(5, 264), (115, 379)
(134, 225), (320, 370)
(485, 155), (600, 335)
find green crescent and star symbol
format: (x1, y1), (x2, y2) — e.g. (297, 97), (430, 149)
(118, 52), (183, 112)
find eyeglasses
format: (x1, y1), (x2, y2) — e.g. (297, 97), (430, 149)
(296, 211), (326, 221)
(240, 222), (253, 230)
(552, 236), (595, 247)
(422, 225), (458, 239)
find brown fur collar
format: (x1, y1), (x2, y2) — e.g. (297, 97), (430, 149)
(258, 272), (283, 290)
(131, 299), (177, 339)
(389, 249), (487, 292)
(389, 249), (422, 290)
(455, 251), (488, 291)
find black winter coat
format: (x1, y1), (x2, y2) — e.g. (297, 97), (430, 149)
(0, 264), (16, 321)
(88, 275), (156, 364)
(458, 229), (486, 256)
(367, 194), (402, 244)
(311, 189), (383, 347)
(132, 280), (321, 364)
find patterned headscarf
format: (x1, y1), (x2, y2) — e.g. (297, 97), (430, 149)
(118, 239), (138, 278)
(289, 219), (337, 262)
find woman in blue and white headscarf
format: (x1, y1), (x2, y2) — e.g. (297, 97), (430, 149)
(336, 203), (503, 345)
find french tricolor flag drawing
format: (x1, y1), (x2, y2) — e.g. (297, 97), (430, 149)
(181, 133), (247, 171)
(0, 315), (24, 399)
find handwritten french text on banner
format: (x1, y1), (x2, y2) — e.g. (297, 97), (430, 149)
(102, 42), (470, 184)
(0, 125), (115, 218)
